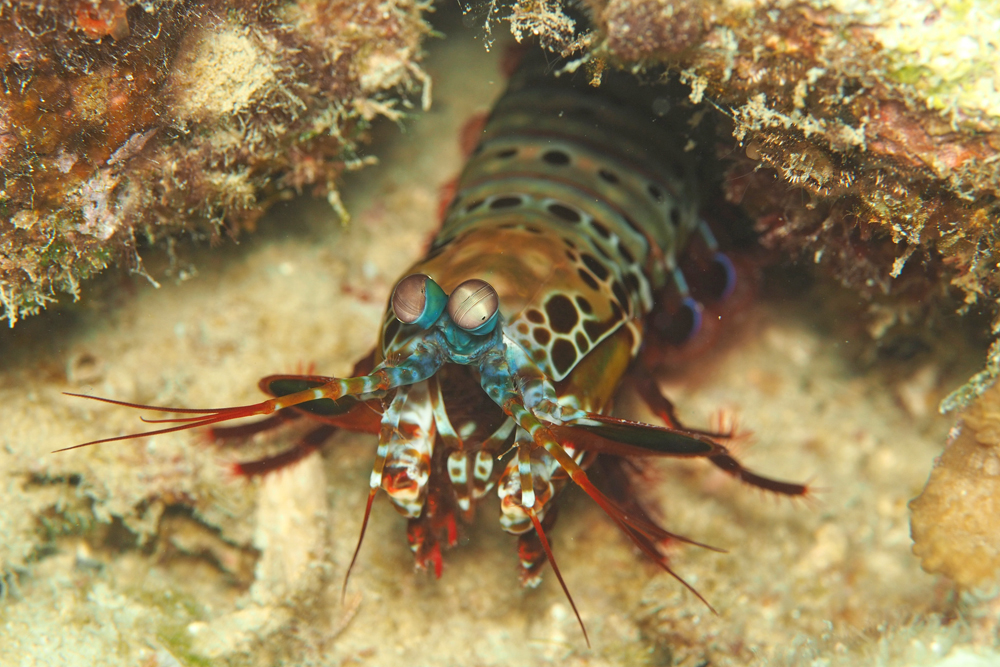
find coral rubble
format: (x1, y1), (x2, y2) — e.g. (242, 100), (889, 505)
(580, 0), (1000, 301)
(911, 383), (1000, 589)
(0, 0), (431, 324)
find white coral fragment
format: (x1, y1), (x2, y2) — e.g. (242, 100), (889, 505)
(169, 24), (278, 121)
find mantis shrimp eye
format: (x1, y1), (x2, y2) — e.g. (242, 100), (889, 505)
(392, 274), (447, 329)
(447, 278), (500, 334)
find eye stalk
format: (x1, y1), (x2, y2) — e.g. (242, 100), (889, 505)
(447, 278), (500, 334)
(392, 274), (447, 329)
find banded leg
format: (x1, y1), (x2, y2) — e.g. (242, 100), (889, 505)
(343, 384), (422, 597)
(406, 482), (459, 579)
(211, 352), (378, 442)
(480, 353), (719, 644)
(498, 430), (560, 536)
(429, 376), (476, 516)
(210, 372), (383, 477)
(516, 502), (558, 587)
(58, 345), (446, 452)
(471, 419), (514, 501)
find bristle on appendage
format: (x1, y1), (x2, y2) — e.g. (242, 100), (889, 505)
(209, 411), (298, 442)
(58, 366), (405, 453)
(500, 395), (724, 615)
(526, 506), (590, 648)
(342, 488), (379, 603)
(55, 392), (278, 452)
(557, 461), (720, 615)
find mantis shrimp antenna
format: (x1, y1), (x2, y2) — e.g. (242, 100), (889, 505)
(56, 352), (444, 452)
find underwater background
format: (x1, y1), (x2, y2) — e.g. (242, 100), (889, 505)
(2, 1), (1000, 665)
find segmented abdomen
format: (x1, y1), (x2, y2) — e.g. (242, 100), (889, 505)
(408, 62), (701, 384)
(376, 56), (709, 574)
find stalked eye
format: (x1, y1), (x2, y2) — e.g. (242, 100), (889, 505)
(391, 274), (447, 329)
(447, 279), (500, 334)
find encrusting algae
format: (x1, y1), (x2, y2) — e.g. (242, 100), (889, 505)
(911, 383), (1000, 590)
(1, 0), (431, 324)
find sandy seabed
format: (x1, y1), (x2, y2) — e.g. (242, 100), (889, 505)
(1, 17), (998, 667)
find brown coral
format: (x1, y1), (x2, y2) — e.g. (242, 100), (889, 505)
(599, 0), (705, 60)
(910, 384), (1000, 589)
(572, 0), (1000, 385)
(0, 0), (432, 324)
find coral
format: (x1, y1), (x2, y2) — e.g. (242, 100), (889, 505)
(910, 383), (1000, 589)
(0, 0), (432, 324)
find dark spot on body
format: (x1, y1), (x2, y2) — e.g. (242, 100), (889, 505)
(648, 184), (664, 202)
(525, 225), (543, 234)
(598, 169), (619, 184)
(590, 220), (611, 238)
(551, 339), (577, 376)
(612, 280), (629, 309)
(578, 268), (599, 290)
(526, 309), (545, 324)
(623, 272), (640, 296)
(575, 331), (590, 353)
(565, 249), (578, 262)
(517, 323), (529, 334)
(533, 327), (551, 345)
(548, 203), (581, 223)
(583, 317), (614, 340)
(575, 296), (593, 314)
(622, 214), (644, 236)
(581, 254), (609, 281)
(542, 150), (570, 166)
(465, 199), (484, 213)
(670, 208), (681, 227)
(617, 241), (634, 264)
(496, 148), (517, 158)
(491, 196), (522, 209)
(545, 294), (578, 333)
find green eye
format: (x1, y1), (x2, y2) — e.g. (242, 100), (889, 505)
(447, 279), (500, 334)
(392, 274), (447, 329)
